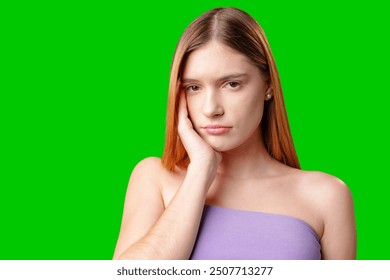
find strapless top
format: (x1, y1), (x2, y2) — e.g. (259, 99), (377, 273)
(190, 205), (321, 260)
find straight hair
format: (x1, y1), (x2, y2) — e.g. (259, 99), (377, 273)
(162, 7), (300, 171)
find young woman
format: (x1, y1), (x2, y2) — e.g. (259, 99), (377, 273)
(113, 7), (356, 260)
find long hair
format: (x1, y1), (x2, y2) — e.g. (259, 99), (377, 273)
(162, 7), (300, 171)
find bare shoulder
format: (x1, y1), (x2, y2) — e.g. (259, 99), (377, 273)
(295, 170), (356, 258)
(296, 170), (353, 209)
(132, 157), (163, 176)
(277, 167), (353, 221)
(131, 158), (187, 207)
(129, 157), (164, 187)
(124, 156), (165, 208)
(113, 157), (165, 259)
(121, 156), (165, 223)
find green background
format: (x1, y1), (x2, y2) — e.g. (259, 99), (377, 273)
(1, 1), (389, 259)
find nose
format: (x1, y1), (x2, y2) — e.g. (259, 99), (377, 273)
(202, 89), (224, 118)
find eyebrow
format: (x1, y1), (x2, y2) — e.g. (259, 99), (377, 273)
(181, 73), (249, 84)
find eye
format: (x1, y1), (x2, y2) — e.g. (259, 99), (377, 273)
(225, 81), (241, 89)
(185, 85), (200, 93)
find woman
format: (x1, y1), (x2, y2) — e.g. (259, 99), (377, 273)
(113, 7), (356, 260)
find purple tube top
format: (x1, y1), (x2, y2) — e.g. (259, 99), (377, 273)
(190, 205), (321, 260)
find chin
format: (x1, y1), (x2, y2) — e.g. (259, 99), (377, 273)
(206, 139), (239, 152)
(204, 133), (256, 153)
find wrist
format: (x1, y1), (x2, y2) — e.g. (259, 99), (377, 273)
(187, 161), (217, 185)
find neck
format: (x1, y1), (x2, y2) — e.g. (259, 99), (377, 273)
(217, 129), (278, 180)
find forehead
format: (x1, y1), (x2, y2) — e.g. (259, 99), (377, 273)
(182, 41), (259, 80)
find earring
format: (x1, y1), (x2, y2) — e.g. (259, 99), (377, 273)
(266, 93), (272, 100)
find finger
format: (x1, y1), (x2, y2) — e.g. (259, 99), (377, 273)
(176, 80), (186, 118)
(178, 91), (194, 134)
(178, 91), (188, 121)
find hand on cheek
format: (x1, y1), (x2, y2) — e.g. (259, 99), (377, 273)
(177, 91), (222, 166)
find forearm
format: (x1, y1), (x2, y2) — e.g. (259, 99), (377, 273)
(117, 163), (213, 260)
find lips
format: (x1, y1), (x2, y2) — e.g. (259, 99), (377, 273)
(202, 125), (231, 135)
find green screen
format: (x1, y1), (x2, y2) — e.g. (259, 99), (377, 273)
(1, 1), (389, 259)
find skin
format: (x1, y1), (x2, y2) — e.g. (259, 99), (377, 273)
(113, 41), (356, 260)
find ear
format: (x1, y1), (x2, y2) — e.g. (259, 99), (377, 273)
(264, 85), (273, 101)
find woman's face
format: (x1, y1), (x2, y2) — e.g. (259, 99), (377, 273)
(181, 41), (271, 152)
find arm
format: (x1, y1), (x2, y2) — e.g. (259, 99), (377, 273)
(113, 92), (221, 260)
(113, 159), (217, 260)
(319, 177), (356, 259)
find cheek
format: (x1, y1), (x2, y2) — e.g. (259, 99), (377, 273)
(235, 96), (264, 124)
(239, 108), (263, 131)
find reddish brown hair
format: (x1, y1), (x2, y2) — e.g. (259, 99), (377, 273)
(162, 7), (300, 171)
